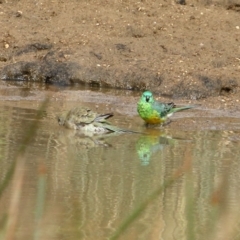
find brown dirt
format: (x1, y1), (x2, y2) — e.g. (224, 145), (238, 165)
(0, 0), (240, 104)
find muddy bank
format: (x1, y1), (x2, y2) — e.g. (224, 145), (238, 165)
(0, 0), (240, 100)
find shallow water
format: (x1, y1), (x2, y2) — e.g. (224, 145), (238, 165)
(0, 84), (240, 240)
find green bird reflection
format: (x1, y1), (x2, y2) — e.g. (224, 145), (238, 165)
(136, 133), (172, 166)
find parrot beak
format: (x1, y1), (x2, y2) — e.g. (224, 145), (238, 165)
(145, 96), (150, 102)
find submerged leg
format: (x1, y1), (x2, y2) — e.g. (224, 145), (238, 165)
(162, 119), (172, 126)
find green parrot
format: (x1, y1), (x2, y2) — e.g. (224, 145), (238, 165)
(137, 91), (194, 125)
(58, 106), (138, 134)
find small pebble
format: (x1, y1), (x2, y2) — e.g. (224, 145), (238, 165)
(16, 11), (22, 17)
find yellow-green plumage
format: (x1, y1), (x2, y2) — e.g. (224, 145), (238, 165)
(137, 91), (194, 125)
(137, 103), (166, 124)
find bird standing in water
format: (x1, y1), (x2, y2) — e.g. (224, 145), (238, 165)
(137, 91), (194, 125)
(58, 106), (137, 134)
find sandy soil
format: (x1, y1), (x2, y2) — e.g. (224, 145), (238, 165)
(0, 0), (240, 108)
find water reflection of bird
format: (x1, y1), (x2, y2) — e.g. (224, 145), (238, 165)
(57, 129), (111, 149)
(58, 106), (137, 135)
(136, 133), (172, 166)
(137, 91), (194, 125)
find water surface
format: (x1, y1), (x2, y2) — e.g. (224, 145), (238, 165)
(0, 85), (240, 240)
